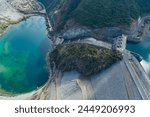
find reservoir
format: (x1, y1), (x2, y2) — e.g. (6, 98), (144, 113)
(0, 16), (52, 94)
(127, 32), (150, 77)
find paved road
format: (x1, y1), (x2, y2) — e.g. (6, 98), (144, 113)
(123, 51), (150, 99)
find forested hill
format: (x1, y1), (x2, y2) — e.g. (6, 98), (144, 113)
(38, 0), (60, 12)
(73, 0), (150, 28)
(39, 0), (150, 29)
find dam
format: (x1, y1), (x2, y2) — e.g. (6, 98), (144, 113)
(127, 31), (150, 77)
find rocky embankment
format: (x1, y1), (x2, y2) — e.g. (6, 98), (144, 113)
(0, 0), (41, 36)
(51, 16), (150, 43)
(44, 0), (150, 43)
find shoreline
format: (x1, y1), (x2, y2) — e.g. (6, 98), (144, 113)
(0, 16), (29, 38)
(0, 15), (51, 98)
(128, 15), (150, 43)
(0, 15), (49, 97)
(0, 1), (51, 98)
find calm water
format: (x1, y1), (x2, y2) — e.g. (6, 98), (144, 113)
(0, 16), (52, 93)
(127, 32), (150, 77)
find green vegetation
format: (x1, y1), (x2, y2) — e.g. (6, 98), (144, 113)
(136, 0), (150, 13)
(72, 0), (140, 27)
(39, 0), (60, 12)
(72, 0), (150, 28)
(56, 0), (81, 31)
(49, 43), (122, 76)
(41, 0), (150, 29)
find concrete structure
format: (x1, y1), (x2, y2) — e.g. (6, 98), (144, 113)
(46, 51), (150, 100)
(112, 34), (127, 52)
(81, 37), (112, 49)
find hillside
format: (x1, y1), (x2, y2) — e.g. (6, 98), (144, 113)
(0, 0), (40, 36)
(40, 0), (150, 29)
(72, 0), (140, 27)
(38, 0), (60, 12)
(49, 43), (122, 76)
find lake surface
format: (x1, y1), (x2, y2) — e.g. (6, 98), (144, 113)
(0, 16), (52, 93)
(127, 32), (150, 77)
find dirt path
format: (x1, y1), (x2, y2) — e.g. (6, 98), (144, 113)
(76, 76), (95, 100)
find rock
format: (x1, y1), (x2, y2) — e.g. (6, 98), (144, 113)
(59, 27), (92, 40)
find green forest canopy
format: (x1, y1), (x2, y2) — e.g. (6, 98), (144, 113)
(40, 0), (150, 28)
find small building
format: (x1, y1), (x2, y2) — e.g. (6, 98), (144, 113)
(112, 34), (127, 52)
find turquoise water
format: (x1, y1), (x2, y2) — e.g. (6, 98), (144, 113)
(127, 32), (150, 77)
(0, 16), (52, 93)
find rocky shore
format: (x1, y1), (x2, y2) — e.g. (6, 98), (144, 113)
(45, 0), (150, 44)
(0, 0), (47, 97)
(51, 16), (150, 44)
(0, 0), (42, 37)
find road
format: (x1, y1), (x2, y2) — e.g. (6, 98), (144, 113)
(76, 76), (95, 100)
(123, 51), (150, 99)
(130, 15), (150, 42)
